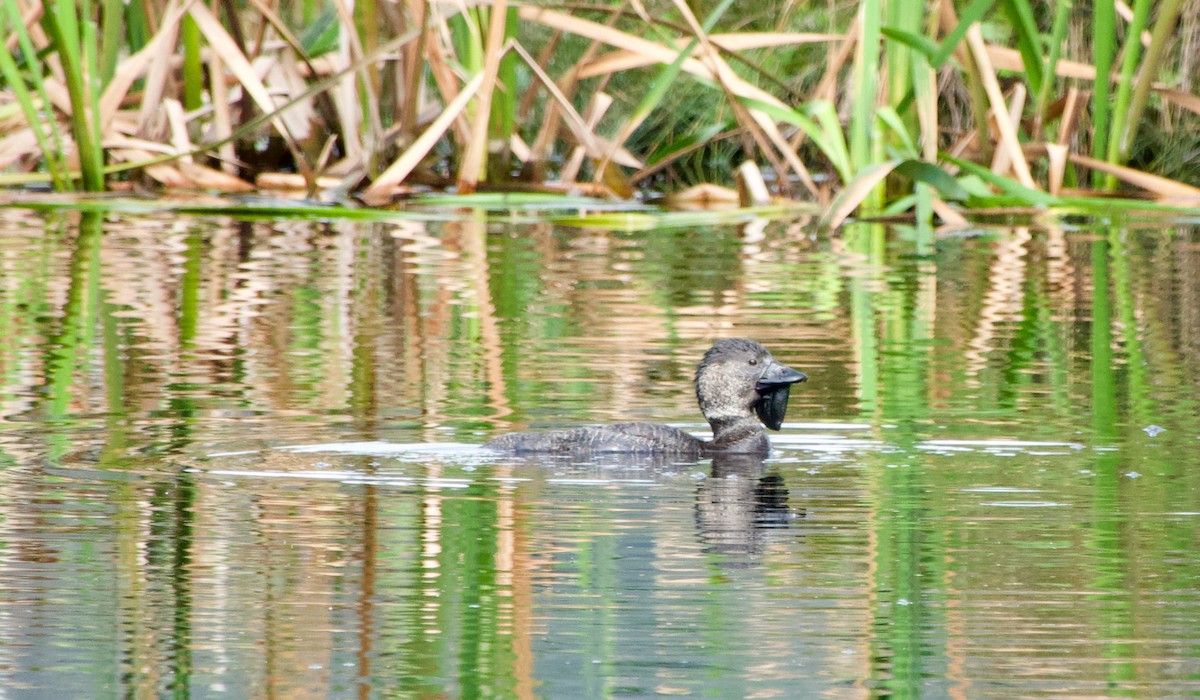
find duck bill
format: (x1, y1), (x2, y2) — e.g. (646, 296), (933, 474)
(755, 364), (807, 431)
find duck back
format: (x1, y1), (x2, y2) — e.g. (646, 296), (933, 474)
(483, 422), (705, 456)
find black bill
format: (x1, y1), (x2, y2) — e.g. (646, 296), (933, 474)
(754, 363), (807, 431)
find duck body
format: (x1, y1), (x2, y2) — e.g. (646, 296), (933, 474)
(484, 338), (806, 456)
(482, 422), (709, 456)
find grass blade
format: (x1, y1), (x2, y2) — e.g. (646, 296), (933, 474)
(875, 106), (917, 158)
(1090, 0), (1116, 182)
(945, 154), (1056, 205)
(1155, 88), (1200, 117)
(884, 0), (922, 132)
(930, 0), (994, 67)
(44, 0), (105, 190)
(457, 0), (509, 192)
(740, 97), (850, 182)
(1045, 142), (1067, 195)
(965, 23), (1035, 188)
(580, 32), (841, 78)
(1065, 153), (1200, 200)
(561, 92), (613, 183)
(98, 0), (122, 84)
(180, 14), (203, 111)
(823, 159), (901, 228)
(1033, 0), (1070, 136)
(998, 0), (1044, 97)
(880, 26), (939, 63)
(848, 0), (879, 174)
(1115, 0), (1187, 169)
(1103, 0), (1152, 186)
(596, 26), (703, 175)
(893, 160), (970, 201)
(186, 2), (309, 174)
(361, 72), (485, 204)
(508, 40), (638, 167)
(985, 44), (1095, 80)
(0, 0), (71, 188)
(989, 83), (1026, 176)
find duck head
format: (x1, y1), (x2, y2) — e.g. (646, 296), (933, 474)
(694, 338), (807, 431)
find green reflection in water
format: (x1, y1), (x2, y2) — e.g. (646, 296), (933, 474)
(843, 221), (939, 695)
(446, 487), (506, 698)
(1089, 229), (1136, 695)
(1, 211), (1199, 696)
(43, 213), (102, 459)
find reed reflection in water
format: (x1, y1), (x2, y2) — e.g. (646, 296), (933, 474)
(0, 209), (1198, 696)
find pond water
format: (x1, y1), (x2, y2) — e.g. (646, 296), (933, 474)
(1, 207), (1199, 697)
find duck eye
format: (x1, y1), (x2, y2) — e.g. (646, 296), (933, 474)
(748, 358), (758, 366)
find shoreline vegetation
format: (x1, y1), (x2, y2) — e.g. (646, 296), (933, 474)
(1, 0), (1199, 226)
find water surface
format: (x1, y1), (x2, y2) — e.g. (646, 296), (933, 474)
(1, 209), (1198, 697)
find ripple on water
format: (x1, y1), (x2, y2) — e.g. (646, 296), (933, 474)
(3, 215), (1200, 696)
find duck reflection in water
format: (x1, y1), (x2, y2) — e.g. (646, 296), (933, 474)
(695, 453), (802, 565)
(495, 451), (802, 565)
(484, 338), (806, 456)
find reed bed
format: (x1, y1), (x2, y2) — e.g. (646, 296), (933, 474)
(1, 0), (1199, 225)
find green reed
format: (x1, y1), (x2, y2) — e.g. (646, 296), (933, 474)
(43, 0), (106, 191)
(0, 0), (1197, 219)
